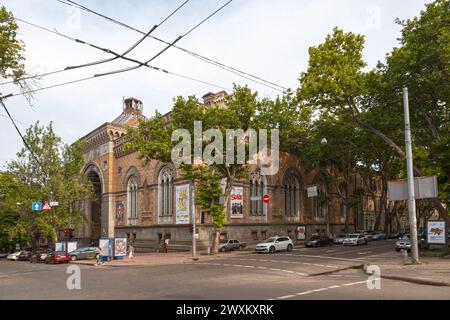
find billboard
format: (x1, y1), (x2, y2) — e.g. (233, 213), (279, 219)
(296, 225), (306, 240)
(176, 184), (190, 224)
(427, 221), (446, 245)
(114, 238), (127, 257)
(230, 187), (244, 219)
(388, 176), (438, 201)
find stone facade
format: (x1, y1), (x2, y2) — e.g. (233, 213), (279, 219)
(75, 93), (384, 249)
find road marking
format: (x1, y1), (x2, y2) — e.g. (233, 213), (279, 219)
(278, 295), (296, 299)
(273, 280), (368, 299)
(357, 251), (372, 255)
(227, 258), (339, 268)
(277, 254), (366, 262)
(184, 262), (308, 276)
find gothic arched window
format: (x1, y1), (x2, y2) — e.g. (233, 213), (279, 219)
(283, 170), (301, 216)
(249, 170), (267, 216)
(158, 167), (173, 216)
(127, 177), (138, 225)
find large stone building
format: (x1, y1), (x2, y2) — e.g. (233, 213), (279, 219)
(74, 93), (385, 251)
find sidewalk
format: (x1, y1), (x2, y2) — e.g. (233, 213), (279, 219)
(70, 250), (251, 268)
(363, 257), (450, 287)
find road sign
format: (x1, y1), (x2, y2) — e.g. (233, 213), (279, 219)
(263, 195), (270, 203)
(250, 196), (262, 201)
(50, 201), (59, 207)
(42, 201), (52, 210)
(388, 176), (438, 201)
(307, 186), (318, 198)
(32, 202), (42, 211)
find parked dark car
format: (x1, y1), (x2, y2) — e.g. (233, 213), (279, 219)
(45, 251), (70, 264)
(0, 252), (9, 259)
(218, 240), (246, 252)
(306, 235), (333, 247)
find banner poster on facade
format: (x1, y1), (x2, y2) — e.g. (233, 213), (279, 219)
(427, 221), (446, 244)
(296, 225), (306, 240)
(176, 184), (190, 224)
(114, 238), (127, 257)
(230, 187), (244, 219)
(115, 201), (125, 226)
(55, 242), (65, 252)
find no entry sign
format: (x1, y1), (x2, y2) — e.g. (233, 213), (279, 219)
(263, 195), (270, 203)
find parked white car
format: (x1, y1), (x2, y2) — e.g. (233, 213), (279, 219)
(343, 234), (368, 246)
(255, 236), (293, 254)
(7, 251), (23, 261)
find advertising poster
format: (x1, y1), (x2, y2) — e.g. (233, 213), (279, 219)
(427, 221), (446, 244)
(99, 238), (112, 258)
(176, 184), (190, 224)
(296, 225), (306, 240)
(230, 187), (244, 219)
(114, 238), (127, 256)
(55, 242), (65, 252)
(115, 201), (125, 226)
(67, 241), (77, 253)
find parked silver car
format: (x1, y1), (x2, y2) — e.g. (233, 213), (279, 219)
(218, 239), (246, 252)
(333, 234), (348, 244)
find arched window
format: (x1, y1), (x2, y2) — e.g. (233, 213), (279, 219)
(283, 170), (301, 216)
(127, 177), (138, 225)
(249, 170), (267, 216)
(313, 181), (328, 218)
(158, 167), (173, 216)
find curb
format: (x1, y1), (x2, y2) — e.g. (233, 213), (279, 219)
(362, 264), (450, 287)
(308, 264), (364, 277)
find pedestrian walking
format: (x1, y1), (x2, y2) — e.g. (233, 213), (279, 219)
(163, 237), (170, 253)
(128, 243), (134, 262)
(95, 247), (104, 266)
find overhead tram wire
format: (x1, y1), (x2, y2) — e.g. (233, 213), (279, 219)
(0, 21), (232, 100)
(93, 0), (233, 78)
(4, 0), (190, 82)
(64, 0), (191, 71)
(56, 0), (288, 92)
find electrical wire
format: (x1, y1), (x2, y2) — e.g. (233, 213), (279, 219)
(56, 0), (287, 91)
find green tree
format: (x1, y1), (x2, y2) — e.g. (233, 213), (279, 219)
(126, 85), (267, 253)
(3, 122), (92, 250)
(298, 18), (448, 219)
(0, 5), (35, 99)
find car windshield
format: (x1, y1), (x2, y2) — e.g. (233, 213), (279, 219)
(54, 251), (66, 255)
(310, 236), (320, 240)
(348, 234), (359, 238)
(401, 235), (410, 240)
(265, 238), (276, 243)
(219, 240), (228, 244)
(338, 234), (347, 238)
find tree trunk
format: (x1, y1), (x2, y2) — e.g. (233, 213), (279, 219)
(211, 228), (221, 255)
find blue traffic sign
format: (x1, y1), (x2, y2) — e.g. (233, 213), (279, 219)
(32, 202), (42, 211)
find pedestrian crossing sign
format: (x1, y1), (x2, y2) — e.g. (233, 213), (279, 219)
(42, 201), (52, 210)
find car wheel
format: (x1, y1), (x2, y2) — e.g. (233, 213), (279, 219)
(269, 246), (275, 254)
(71, 255), (77, 261)
(287, 244), (293, 252)
(395, 248), (400, 252)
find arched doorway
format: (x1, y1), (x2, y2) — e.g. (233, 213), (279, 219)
(86, 169), (102, 243)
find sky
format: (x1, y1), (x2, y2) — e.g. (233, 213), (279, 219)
(0, 0), (431, 168)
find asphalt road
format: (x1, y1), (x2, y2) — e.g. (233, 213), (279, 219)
(1, 239), (449, 300)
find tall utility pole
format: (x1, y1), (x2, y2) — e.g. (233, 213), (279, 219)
(403, 87), (419, 263)
(191, 180), (197, 258)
